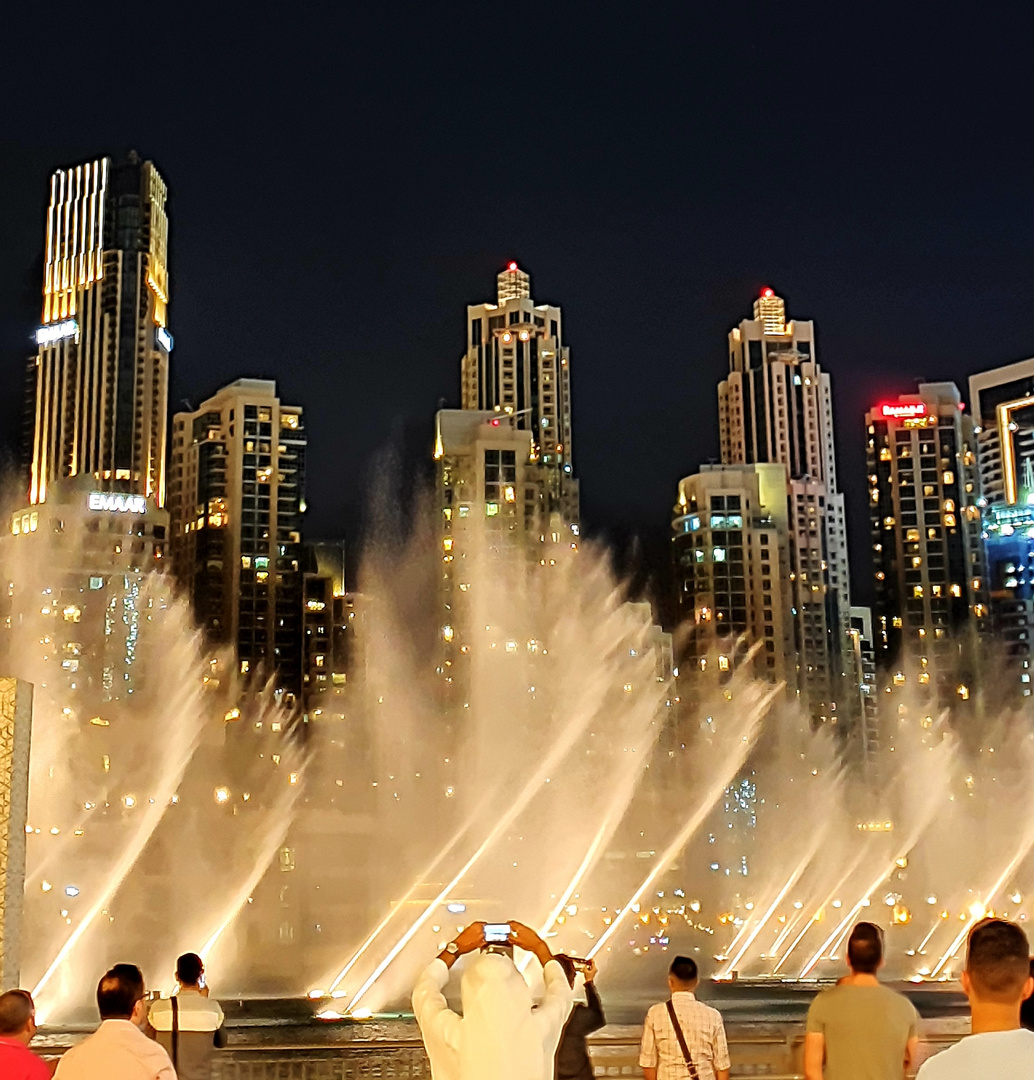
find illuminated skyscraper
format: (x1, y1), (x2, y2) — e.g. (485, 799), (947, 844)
(865, 384), (988, 716)
(28, 153), (171, 507)
(671, 463), (795, 690)
(718, 289), (854, 730)
(460, 263), (579, 529)
(168, 380), (307, 701)
(968, 358), (1034, 704)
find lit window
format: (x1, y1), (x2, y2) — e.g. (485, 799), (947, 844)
(256, 571), (269, 583)
(943, 471), (954, 485)
(950, 584), (962, 598)
(240, 660), (250, 674)
(485, 503), (499, 517)
(241, 556), (252, 569)
(944, 514), (956, 527)
(89, 576), (103, 590)
(504, 485), (516, 503)
(718, 655), (730, 671)
(63, 605), (81, 623)
(892, 617), (902, 628)
(281, 414), (299, 430)
(913, 585), (924, 598)
(713, 548), (726, 562)
(943, 499), (955, 512)
(443, 537), (454, 552)
(255, 556), (269, 569)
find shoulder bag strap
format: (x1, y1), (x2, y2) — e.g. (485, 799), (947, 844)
(171, 996), (179, 1072)
(665, 999), (700, 1080)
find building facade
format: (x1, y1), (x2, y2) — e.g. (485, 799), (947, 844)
(459, 263), (579, 530)
(671, 463), (795, 690)
(865, 384), (989, 720)
(717, 289), (854, 730)
(968, 359), (1034, 704)
(169, 380), (306, 701)
(29, 153), (171, 508)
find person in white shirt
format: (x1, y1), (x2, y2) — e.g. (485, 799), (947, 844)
(639, 955), (730, 1080)
(54, 963), (175, 1080)
(412, 919), (573, 1080)
(918, 917), (1034, 1079)
(149, 952), (227, 1080)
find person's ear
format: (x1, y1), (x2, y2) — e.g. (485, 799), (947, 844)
(961, 970), (973, 998)
(131, 997), (147, 1025)
(1022, 975), (1034, 1002)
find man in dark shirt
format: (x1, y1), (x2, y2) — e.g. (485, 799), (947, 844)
(554, 957), (605, 1080)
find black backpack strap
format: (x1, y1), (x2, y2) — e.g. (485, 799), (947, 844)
(171, 996), (179, 1072)
(665, 999), (700, 1080)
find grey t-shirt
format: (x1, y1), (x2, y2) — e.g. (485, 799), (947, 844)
(806, 984), (918, 1080)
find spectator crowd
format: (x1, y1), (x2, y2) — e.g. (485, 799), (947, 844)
(2, 916), (1033, 1078)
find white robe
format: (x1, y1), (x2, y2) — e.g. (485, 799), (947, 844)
(413, 953), (574, 1080)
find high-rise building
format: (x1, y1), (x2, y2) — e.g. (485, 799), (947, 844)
(434, 409), (546, 699)
(848, 606), (880, 763)
(865, 383), (988, 718)
(671, 463), (795, 690)
(29, 153), (171, 508)
(460, 263), (579, 530)
(168, 380), (306, 701)
(968, 358), (1034, 704)
(969, 357), (1034, 508)
(717, 288), (853, 729)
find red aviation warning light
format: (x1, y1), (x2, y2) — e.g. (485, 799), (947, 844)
(761, 287), (774, 298)
(507, 261), (518, 271)
(879, 402), (927, 419)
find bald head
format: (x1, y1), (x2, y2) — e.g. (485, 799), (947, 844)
(0, 989), (36, 1039)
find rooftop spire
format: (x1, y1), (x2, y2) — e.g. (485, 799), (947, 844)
(497, 261), (530, 303)
(753, 287), (786, 335)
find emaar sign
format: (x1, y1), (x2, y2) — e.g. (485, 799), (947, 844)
(87, 492), (147, 514)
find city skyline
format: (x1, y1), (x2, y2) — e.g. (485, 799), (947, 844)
(3, 6), (1033, 613)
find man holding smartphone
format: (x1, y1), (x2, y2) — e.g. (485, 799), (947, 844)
(412, 919), (573, 1080)
(554, 957), (605, 1080)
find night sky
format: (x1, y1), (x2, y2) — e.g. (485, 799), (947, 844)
(2, 6), (1032, 612)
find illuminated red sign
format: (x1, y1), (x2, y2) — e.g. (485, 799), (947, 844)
(879, 403), (927, 419)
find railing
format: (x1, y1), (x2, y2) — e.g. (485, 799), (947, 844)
(39, 1028), (963, 1080)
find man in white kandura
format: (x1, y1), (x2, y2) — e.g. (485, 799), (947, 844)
(413, 920), (574, 1080)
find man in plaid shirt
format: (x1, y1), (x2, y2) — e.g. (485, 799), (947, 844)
(639, 957), (730, 1080)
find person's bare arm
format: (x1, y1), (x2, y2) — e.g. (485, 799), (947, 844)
(804, 1031), (825, 1080)
(715, 1070), (730, 1080)
(642, 1069), (657, 1080)
(904, 1034), (919, 1072)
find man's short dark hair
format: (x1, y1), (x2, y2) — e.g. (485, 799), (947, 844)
(0, 989), (34, 1035)
(97, 964), (145, 1019)
(967, 919), (1032, 1003)
(669, 956), (698, 984)
(176, 952), (204, 986)
(847, 922), (884, 974)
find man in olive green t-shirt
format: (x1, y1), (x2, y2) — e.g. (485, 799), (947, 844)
(804, 922), (919, 1080)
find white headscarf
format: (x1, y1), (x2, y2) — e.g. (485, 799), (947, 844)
(459, 952), (543, 1080)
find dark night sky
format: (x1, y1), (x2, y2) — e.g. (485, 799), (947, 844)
(2, 5), (1032, 610)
